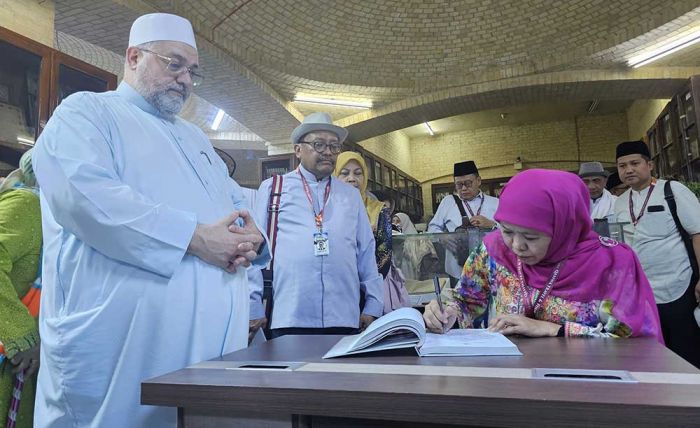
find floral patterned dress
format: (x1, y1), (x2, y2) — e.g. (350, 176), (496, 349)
(446, 242), (633, 337)
(374, 207), (393, 278)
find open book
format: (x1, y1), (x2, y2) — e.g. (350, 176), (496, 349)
(323, 307), (522, 359)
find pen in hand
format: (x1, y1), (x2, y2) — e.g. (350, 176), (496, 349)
(433, 275), (446, 333)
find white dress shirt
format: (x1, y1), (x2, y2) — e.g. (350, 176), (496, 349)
(428, 191), (499, 278)
(614, 179), (700, 303)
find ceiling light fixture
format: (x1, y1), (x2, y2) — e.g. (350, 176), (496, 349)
(294, 95), (372, 109)
(211, 109), (225, 131)
(424, 122), (435, 136)
(16, 137), (35, 145)
(628, 29), (700, 68)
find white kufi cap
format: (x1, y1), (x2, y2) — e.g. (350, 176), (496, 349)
(128, 13), (197, 50)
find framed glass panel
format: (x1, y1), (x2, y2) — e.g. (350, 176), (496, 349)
(683, 90), (695, 128)
(0, 40), (42, 147)
(398, 175), (407, 193)
(648, 129), (658, 157)
(374, 161), (382, 185)
(689, 136), (700, 161)
(662, 114), (673, 148)
(56, 64), (108, 107)
(666, 143), (680, 174)
(363, 155), (374, 180)
(691, 159), (700, 182)
(382, 164), (391, 187)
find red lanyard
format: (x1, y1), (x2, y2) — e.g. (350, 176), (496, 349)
(463, 194), (484, 217)
(298, 169), (331, 231)
(628, 178), (656, 226)
(516, 258), (563, 316)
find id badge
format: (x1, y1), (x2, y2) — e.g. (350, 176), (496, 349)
(313, 232), (330, 256)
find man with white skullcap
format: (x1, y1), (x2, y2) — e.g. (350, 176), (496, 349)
(32, 13), (269, 427)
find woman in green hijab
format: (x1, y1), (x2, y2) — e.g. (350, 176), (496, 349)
(0, 149), (42, 428)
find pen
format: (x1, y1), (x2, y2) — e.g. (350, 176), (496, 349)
(433, 275), (444, 313)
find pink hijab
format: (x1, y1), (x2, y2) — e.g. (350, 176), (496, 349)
(483, 169), (662, 341)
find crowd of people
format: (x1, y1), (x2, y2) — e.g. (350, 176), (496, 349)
(0, 11), (699, 428)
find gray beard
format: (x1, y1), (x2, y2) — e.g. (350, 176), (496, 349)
(133, 79), (187, 120)
(144, 90), (185, 120)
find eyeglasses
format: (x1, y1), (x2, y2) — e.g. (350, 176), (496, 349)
(301, 139), (343, 154)
(140, 49), (204, 87)
(454, 181), (475, 189)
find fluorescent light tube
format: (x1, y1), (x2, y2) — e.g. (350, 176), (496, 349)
(211, 109), (225, 131)
(424, 122), (435, 136)
(294, 95), (372, 109)
(628, 29), (700, 68)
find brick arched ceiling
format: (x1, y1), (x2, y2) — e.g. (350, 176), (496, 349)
(55, 0), (700, 146)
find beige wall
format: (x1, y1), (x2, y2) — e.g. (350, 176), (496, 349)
(358, 130), (412, 174)
(410, 112), (629, 219)
(0, 0), (54, 46)
(626, 99), (669, 141)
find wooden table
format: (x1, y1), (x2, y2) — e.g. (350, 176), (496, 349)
(142, 335), (700, 427)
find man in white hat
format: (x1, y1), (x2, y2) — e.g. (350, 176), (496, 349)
(253, 112), (383, 338)
(578, 161), (616, 221)
(32, 13), (269, 427)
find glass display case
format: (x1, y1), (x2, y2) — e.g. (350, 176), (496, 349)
(392, 228), (491, 306)
(394, 223), (628, 308)
(592, 221), (629, 243)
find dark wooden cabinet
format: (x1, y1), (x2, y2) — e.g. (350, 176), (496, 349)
(0, 26), (116, 174)
(49, 51), (117, 115)
(648, 76), (700, 182)
(351, 145), (423, 221)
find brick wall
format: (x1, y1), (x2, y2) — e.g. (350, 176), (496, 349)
(626, 99), (670, 140)
(0, 0), (54, 46)
(358, 131), (412, 174)
(410, 113), (629, 219)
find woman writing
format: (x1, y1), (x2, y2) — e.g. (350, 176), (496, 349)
(424, 169), (662, 340)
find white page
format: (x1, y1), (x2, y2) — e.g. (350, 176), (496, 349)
(323, 307), (426, 359)
(419, 329), (522, 357)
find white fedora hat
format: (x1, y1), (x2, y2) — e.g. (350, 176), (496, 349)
(290, 112), (348, 144)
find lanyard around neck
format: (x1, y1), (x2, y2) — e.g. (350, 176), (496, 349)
(516, 258), (563, 316)
(628, 178), (656, 226)
(463, 193), (484, 217)
(298, 169), (331, 231)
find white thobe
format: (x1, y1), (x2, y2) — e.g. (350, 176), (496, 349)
(32, 82), (270, 427)
(590, 189), (617, 221)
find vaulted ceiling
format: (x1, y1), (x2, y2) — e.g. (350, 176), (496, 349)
(54, 0), (700, 148)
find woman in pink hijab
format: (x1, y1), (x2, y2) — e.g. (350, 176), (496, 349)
(424, 169), (662, 341)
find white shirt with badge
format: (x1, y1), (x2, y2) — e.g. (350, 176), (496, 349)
(614, 179), (700, 304)
(428, 191), (499, 278)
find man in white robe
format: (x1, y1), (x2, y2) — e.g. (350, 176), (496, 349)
(578, 161), (616, 222)
(32, 13), (269, 427)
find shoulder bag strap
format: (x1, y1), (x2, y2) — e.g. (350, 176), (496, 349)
(664, 180), (699, 279)
(452, 194), (468, 217)
(267, 174), (284, 270)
